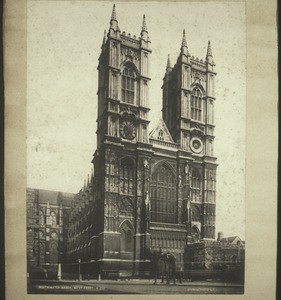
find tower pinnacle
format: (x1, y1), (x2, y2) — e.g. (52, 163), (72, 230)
(206, 40), (215, 65)
(180, 29), (190, 57)
(109, 4), (120, 32)
(206, 40), (213, 57)
(140, 14), (149, 42)
(182, 29), (187, 47)
(166, 54), (172, 72)
(142, 15), (148, 32)
(102, 30), (106, 46)
(111, 4), (117, 21)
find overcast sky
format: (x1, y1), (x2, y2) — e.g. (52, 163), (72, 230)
(27, 1), (246, 239)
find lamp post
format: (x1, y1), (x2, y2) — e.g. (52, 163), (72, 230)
(78, 259), (82, 281)
(166, 254), (170, 285)
(57, 263), (61, 280)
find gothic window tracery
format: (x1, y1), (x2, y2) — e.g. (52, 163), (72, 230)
(191, 170), (202, 202)
(122, 66), (135, 104)
(151, 164), (176, 223)
(50, 211), (57, 227)
(191, 205), (201, 222)
(51, 231), (58, 239)
(191, 87), (203, 121)
(120, 158), (135, 195)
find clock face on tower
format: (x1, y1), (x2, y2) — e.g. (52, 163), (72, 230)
(190, 137), (203, 154)
(120, 120), (136, 140)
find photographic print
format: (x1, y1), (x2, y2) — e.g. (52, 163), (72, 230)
(25, 0), (246, 295)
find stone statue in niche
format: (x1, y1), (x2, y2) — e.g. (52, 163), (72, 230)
(143, 159), (149, 169)
(145, 191), (150, 207)
(178, 175), (182, 188)
(186, 199), (191, 211)
(184, 162), (189, 175)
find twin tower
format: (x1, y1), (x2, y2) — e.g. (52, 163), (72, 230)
(96, 5), (216, 151)
(88, 4), (218, 276)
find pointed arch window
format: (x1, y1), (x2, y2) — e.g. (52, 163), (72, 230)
(122, 66), (135, 104)
(120, 158), (135, 195)
(191, 170), (202, 202)
(191, 87), (203, 121)
(151, 164), (176, 223)
(157, 130), (164, 141)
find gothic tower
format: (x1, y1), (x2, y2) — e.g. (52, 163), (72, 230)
(92, 5), (153, 277)
(162, 31), (217, 240)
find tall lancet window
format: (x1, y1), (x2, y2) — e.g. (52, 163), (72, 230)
(120, 158), (135, 195)
(122, 66), (135, 104)
(191, 170), (202, 202)
(191, 87), (203, 121)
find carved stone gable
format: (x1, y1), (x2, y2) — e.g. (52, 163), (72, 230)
(149, 119), (175, 143)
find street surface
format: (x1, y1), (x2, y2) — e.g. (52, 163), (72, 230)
(28, 279), (244, 294)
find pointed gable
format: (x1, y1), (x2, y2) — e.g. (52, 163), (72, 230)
(149, 119), (174, 143)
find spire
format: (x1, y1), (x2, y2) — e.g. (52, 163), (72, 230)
(166, 54), (171, 69)
(142, 14), (147, 32)
(180, 29), (190, 57)
(87, 174), (90, 187)
(109, 4), (120, 32)
(182, 29), (187, 48)
(166, 54), (172, 72)
(206, 40), (215, 66)
(206, 40), (213, 57)
(140, 14), (149, 43)
(111, 4), (117, 21)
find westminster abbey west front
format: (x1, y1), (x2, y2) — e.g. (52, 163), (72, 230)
(64, 5), (233, 279)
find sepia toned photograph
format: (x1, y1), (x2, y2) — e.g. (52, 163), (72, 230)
(25, 0), (246, 295)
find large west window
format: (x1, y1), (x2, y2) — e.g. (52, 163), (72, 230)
(191, 87), (203, 121)
(122, 66), (135, 104)
(151, 165), (176, 223)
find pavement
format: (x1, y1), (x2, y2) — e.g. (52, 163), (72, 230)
(28, 279), (244, 294)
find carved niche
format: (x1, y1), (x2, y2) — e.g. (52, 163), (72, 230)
(117, 197), (134, 215)
(191, 70), (206, 84)
(121, 47), (140, 61)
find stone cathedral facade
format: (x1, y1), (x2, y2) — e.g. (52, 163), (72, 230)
(64, 5), (234, 279)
